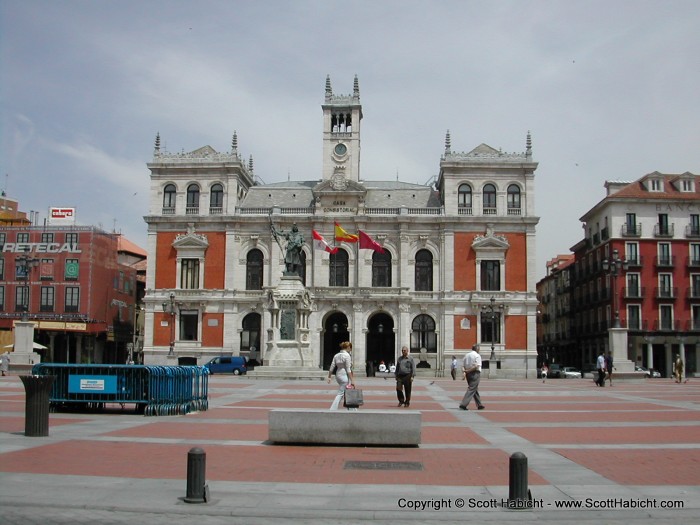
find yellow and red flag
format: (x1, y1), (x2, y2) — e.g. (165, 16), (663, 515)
(334, 222), (359, 243)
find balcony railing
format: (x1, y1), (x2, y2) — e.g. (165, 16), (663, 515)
(624, 286), (645, 299)
(655, 255), (675, 267)
(686, 319), (700, 331)
(685, 224), (700, 238)
(621, 223), (642, 237)
(654, 286), (677, 299)
(688, 287), (700, 300)
(688, 256), (700, 268)
(209, 207), (223, 215)
(653, 319), (680, 331)
(653, 223), (675, 237)
(185, 207), (200, 215)
(626, 255), (643, 268)
(162, 206), (176, 215)
(458, 207), (473, 216)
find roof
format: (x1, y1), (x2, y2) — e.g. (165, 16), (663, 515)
(117, 235), (147, 257)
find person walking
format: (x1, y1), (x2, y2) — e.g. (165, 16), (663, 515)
(541, 363), (548, 383)
(459, 345), (485, 410)
(596, 352), (607, 387)
(673, 354), (685, 383)
(326, 341), (355, 410)
(0, 353), (9, 376)
(395, 346), (415, 407)
(450, 356), (458, 380)
(605, 352), (614, 386)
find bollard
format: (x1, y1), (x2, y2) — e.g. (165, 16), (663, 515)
(184, 447), (208, 503)
(508, 451), (529, 506)
(20, 375), (55, 437)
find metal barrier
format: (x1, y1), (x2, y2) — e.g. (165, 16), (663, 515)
(30, 364), (209, 416)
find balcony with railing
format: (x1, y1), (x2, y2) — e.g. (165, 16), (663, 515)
(483, 207), (497, 215)
(162, 206), (176, 215)
(655, 255), (675, 268)
(621, 223), (642, 237)
(624, 286), (645, 299)
(458, 207), (473, 216)
(626, 255), (643, 268)
(688, 287), (700, 300)
(507, 207), (522, 216)
(687, 319), (700, 331)
(209, 207), (223, 215)
(653, 319), (680, 331)
(654, 286), (677, 300)
(185, 206), (200, 215)
(688, 256), (700, 268)
(685, 224), (700, 238)
(601, 227), (609, 241)
(653, 223), (675, 238)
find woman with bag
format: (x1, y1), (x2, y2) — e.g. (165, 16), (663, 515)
(327, 341), (356, 410)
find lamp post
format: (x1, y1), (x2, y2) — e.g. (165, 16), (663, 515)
(481, 296), (505, 362)
(16, 254), (40, 322)
(601, 248), (629, 328)
(162, 293), (177, 356)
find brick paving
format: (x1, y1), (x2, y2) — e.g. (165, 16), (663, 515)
(1, 373), (699, 523)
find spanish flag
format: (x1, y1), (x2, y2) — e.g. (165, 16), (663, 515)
(334, 222), (359, 243)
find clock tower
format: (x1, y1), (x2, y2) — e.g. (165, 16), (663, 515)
(322, 75), (362, 184)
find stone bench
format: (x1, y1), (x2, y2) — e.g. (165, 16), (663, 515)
(268, 408), (421, 446)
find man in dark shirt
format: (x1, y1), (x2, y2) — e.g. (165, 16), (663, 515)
(395, 346), (415, 407)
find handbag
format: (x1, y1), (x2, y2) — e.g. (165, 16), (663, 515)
(343, 386), (364, 408)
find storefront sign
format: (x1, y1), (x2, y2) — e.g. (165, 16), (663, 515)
(2, 243), (82, 253)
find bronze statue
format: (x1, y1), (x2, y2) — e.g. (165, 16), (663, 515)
(271, 222), (304, 276)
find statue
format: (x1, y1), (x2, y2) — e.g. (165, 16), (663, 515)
(270, 222), (304, 276)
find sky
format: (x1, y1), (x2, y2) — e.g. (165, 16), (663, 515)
(1, 0), (699, 279)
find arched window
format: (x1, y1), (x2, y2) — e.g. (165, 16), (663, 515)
(458, 184), (472, 209)
(372, 250), (392, 287)
(163, 184), (176, 213)
(507, 184), (521, 213)
(483, 183), (497, 213)
(411, 314), (437, 353)
(241, 312), (261, 355)
(246, 249), (263, 290)
(210, 183), (224, 214)
(186, 184), (200, 214)
(415, 249), (433, 291)
(329, 249), (349, 287)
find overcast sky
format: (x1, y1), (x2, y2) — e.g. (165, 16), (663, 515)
(2, 0), (698, 279)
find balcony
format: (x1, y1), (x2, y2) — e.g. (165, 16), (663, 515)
(483, 207), (497, 215)
(653, 319), (680, 331)
(624, 286), (645, 299)
(626, 255), (643, 268)
(209, 207), (223, 215)
(654, 255), (675, 268)
(685, 224), (700, 238)
(688, 256), (700, 268)
(654, 286), (677, 300)
(621, 223), (642, 237)
(653, 223), (675, 238)
(688, 287), (700, 300)
(601, 227), (609, 241)
(458, 207), (473, 216)
(185, 207), (200, 215)
(162, 206), (175, 215)
(686, 319), (700, 331)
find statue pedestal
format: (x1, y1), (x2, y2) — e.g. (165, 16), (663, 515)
(11, 321), (41, 365)
(609, 327), (636, 373)
(263, 276), (315, 368)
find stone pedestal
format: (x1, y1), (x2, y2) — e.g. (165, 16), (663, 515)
(12, 321), (41, 365)
(263, 276), (315, 369)
(609, 327), (636, 373)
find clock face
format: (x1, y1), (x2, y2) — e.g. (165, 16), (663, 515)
(334, 143), (347, 156)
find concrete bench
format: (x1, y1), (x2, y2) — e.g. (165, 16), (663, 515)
(268, 408), (421, 446)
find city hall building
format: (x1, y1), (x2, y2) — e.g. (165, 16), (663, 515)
(142, 76), (540, 377)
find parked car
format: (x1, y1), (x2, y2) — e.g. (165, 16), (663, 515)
(548, 364), (562, 378)
(635, 365), (661, 378)
(561, 367), (582, 379)
(204, 356), (247, 375)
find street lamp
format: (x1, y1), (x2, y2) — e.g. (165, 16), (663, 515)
(16, 254), (39, 322)
(481, 296), (505, 362)
(601, 248), (629, 328)
(162, 293), (177, 356)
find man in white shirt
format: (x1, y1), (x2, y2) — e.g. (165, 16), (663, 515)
(459, 345), (485, 410)
(596, 352), (606, 387)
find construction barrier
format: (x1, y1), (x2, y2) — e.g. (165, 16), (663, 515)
(30, 364), (209, 416)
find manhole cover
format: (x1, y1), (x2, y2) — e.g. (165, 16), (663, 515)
(344, 461), (423, 471)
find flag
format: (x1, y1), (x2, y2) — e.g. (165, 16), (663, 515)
(334, 222), (359, 243)
(359, 230), (385, 253)
(312, 230), (338, 254)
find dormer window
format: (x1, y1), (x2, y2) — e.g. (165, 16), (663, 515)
(681, 179), (695, 192)
(650, 179), (663, 192)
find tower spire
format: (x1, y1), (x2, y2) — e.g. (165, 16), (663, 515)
(325, 75), (332, 101)
(353, 74), (360, 100)
(231, 131), (238, 154)
(445, 130), (451, 154)
(154, 132), (161, 154)
(526, 130), (532, 159)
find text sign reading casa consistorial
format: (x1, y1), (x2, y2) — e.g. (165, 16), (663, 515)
(2, 243), (82, 253)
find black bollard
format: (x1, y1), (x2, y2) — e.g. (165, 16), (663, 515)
(20, 375), (55, 437)
(508, 452), (529, 506)
(184, 447), (208, 503)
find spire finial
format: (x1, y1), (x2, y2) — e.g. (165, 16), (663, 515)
(232, 131), (238, 153)
(325, 75), (332, 100)
(353, 74), (359, 99)
(154, 132), (161, 153)
(526, 130), (532, 158)
(248, 154), (254, 173)
(445, 130), (451, 154)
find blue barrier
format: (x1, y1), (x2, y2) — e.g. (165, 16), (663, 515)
(30, 364), (209, 416)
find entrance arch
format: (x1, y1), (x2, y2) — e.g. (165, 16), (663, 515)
(322, 312), (350, 370)
(366, 313), (395, 368)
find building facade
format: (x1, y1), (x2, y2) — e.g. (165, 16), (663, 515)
(142, 76), (540, 377)
(0, 215), (142, 364)
(550, 172), (700, 377)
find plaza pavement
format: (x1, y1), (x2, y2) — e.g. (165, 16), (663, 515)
(0, 372), (699, 524)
